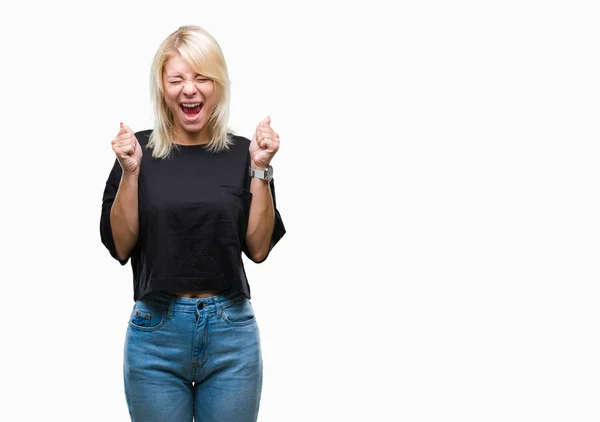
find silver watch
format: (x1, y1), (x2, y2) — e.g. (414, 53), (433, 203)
(249, 165), (273, 182)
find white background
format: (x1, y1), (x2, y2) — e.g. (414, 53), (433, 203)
(1, 0), (599, 421)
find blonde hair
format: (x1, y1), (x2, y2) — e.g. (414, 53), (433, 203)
(148, 25), (232, 158)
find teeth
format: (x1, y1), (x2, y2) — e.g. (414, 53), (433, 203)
(182, 103), (200, 108)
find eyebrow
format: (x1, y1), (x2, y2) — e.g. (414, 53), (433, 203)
(166, 73), (207, 79)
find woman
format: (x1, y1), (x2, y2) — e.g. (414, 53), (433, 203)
(100, 25), (285, 422)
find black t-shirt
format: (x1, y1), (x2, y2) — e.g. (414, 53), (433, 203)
(100, 130), (285, 301)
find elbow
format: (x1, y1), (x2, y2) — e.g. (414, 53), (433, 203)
(114, 245), (131, 265)
(116, 249), (128, 262)
(246, 242), (270, 263)
(248, 248), (269, 264)
(245, 226), (274, 263)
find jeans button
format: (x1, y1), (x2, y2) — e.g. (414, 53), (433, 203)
(198, 303), (204, 310)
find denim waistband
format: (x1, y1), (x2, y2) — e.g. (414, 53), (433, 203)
(141, 290), (247, 314)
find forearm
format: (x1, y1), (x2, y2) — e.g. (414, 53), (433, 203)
(245, 178), (275, 262)
(110, 173), (139, 261)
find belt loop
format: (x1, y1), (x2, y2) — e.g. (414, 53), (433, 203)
(215, 295), (223, 318)
(167, 296), (174, 319)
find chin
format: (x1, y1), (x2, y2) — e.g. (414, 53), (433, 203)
(182, 123), (203, 132)
(178, 118), (206, 133)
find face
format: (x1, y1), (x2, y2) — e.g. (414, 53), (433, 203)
(162, 53), (217, 142)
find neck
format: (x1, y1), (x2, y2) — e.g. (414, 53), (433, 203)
(174, 126), (210, 146)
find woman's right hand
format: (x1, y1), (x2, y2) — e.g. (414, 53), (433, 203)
(112, 123), (142, 175)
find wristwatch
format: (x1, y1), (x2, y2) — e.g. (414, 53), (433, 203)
(249, 165), (273, 182)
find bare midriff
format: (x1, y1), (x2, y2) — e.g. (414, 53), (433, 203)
(165, 289), (226, 298)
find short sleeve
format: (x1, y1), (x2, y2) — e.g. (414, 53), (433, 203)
(100, 158), (129, 265)
(243, 177), (286, 263)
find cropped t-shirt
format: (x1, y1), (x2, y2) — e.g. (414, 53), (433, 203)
(100, 130), (285, 301)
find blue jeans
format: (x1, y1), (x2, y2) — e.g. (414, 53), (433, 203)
(123, 291), (263, 421)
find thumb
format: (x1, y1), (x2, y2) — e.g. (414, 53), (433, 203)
(122, 123), (133, 134)
(262, 115), (271, 125)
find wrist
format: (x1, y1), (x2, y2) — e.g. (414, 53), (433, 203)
(121, 171), (139, 183)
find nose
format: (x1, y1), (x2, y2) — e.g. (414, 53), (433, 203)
(182, 81), (197, 95)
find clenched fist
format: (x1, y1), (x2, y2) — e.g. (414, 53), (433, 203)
(112, 123), (142, 175)
(249, 116), (280, 170)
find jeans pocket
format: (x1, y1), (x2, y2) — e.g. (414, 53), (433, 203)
(128, 299), (168, 332)
(222, 298), (256, 328)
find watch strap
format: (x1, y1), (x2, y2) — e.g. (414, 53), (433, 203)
(249, 165), (273, 181)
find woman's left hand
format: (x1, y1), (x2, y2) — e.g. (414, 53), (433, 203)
(249, 115), (280, 169)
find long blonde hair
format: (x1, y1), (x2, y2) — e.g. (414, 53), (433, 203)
(148, 25), (232, 158)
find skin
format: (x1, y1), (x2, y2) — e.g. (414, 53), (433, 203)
(111, 52), (280, 299)
(162, 53), (218, 146)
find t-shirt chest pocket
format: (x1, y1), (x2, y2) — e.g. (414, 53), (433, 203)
(220, 186), (252, 231)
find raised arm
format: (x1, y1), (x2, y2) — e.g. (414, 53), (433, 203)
(245, 116), (283, 262)
(101, 123), (143, 262)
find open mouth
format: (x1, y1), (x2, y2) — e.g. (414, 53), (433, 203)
(180, 102), (203, 118)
